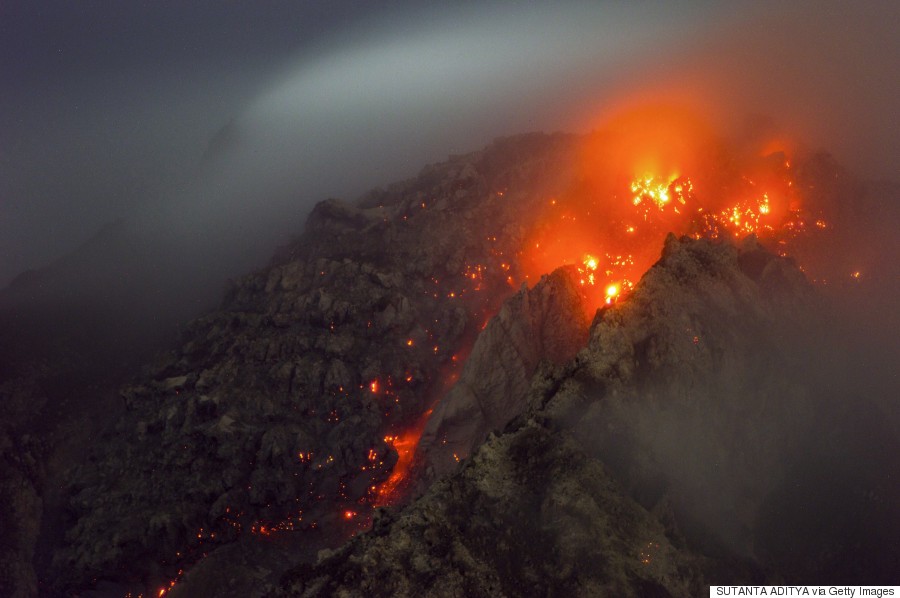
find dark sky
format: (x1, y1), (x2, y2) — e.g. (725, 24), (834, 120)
(0, 0), (386, 282)
(1, 0), (897, 285)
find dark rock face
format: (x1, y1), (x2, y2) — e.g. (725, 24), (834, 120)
(275, 424), (705, 598)
(271, 235), (888, 596)
(557, 235), (818, 558)
(0, 374), (47, 598)
(52, 134), (585, 593)
(416, 265), (590, 481)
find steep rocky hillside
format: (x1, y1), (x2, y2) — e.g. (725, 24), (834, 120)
(273, 233), (900, 596)
(1, 128), (896, 597)
(271, 235), (820, 597)
(52, 133), (586, 594)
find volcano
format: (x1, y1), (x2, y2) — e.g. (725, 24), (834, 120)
(2, 119), (898, 596)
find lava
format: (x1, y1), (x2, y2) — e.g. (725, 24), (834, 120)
(375, 106), (838, 508)
(373, 414), (430, 507)
(521, 106), (834, 313)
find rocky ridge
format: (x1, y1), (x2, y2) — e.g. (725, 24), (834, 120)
(415, 265), (590, 482)
(271, 235), (829, 596)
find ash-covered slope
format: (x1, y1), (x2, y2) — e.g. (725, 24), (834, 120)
(272, 235), (899, 596)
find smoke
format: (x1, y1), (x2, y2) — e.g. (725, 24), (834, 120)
(5, 0), (895, 284)
(131, 0), (900, 283)
(148, 3), (725, 250)
(1, 0), (896, 369)
(569, 250), (900, 581)
(573, 0), (900, 181)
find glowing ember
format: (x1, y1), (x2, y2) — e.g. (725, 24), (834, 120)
(631, 174), (679, 211)
(373, 430), (420, 506)
(579, 254), (598, 285)
(605, 284), (619, 304)
(136, 108), (849, 598)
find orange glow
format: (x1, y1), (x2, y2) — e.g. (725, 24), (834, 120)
(631, 174), (677, 210)
(605, 284), (619, 304)
(142, 104), (843, 595)
(373, 428), (421, 507)
(519, 104), (830, 314)
(580, 103), (715, 177)
(373, 410), (439, 508)
(520, 105), (718, 313)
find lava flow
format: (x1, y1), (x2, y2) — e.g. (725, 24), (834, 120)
(373, 425), (425, 507)
(371, 107), (839, 509)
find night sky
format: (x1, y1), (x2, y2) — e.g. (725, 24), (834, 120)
(1, 0), (897, 285)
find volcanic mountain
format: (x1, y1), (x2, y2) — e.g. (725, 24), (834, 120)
(1, 123), (898, 596)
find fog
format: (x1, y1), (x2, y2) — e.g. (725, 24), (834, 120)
(2, 1), (896, 281)
(572, 273), (900, 581)
(0, 0), (897, 345)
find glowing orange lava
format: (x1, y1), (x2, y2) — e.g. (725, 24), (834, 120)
(373, 427), (422, 507)
(521, 105), (830, 313)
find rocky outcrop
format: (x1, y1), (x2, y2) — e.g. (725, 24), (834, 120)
(549, 234), (819, 558)
(271, 236), (861, 595)
(415, 266), (590, 480)
(53, 133), (584, 594)
(275, 422), (705, 598)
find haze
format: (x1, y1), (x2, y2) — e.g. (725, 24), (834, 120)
(1, 0), (896, 290)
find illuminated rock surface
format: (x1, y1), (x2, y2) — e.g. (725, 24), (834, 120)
(270, 236), (826, 597)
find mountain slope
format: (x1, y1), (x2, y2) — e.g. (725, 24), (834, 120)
(5, 128), (892, 596)
(272, 235), (822, 596)
(53, 133), (584, 594)
(273, 230), (899, 595)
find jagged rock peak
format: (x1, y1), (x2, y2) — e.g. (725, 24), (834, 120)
(270, 237), (824, 596)
(415, 265), (590, 481)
